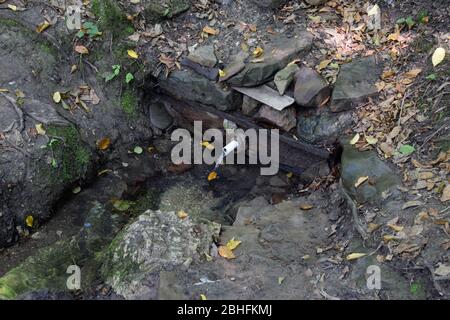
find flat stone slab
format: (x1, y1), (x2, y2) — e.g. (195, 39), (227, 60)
(187, 45), (217, 68)
(331, 56), (382, 112)
(233, 85), (295, 111)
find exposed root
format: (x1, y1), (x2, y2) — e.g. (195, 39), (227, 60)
(339, 178), (368, 240)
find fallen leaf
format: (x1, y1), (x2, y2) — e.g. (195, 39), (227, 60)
(134, 146), (143, 154)
(404, 68), (422, 79)
(202, 26), (219, 35)
(36, 21), (51, 33)
(299, 203), (314, 210)
(7, 4), (17, 11)
(253, 47), (264, 58)
(441, 185), (450, 202)
(399, 144), (415, 155)
(201, 141), (214, 150)
(432, 47), (446, 67)
(402, 200), (423, 210)
(200, 294), (207, 300)
(317, 59), (332, 71)
(177, 210), (188, 219)
(53, 91), (61, 103)
(365, 136), (378, 145)
(75, 45), (89, 55)
(355, 176), (369, 188)
(388, 224), (404, 232)
(226, 238), (242, 251)
(434, 263), (450, 277)
(113, 200), (132, 211)
(97, 138), (111, 151)
(346, 253), (366, 261)
(278, 277), (285, 285)
(25, 215), (34, 228)
(350, 133), (360, 145)
(218, 245), (235, 259)
(218, 69), (226, 77)
(35, 123), (46, 135)
(207, 171), (218, 181)
(127, 49), (139, 59)
(72, 186), (81, 194)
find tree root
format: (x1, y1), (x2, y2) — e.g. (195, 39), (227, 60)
(339, 178), (368, 240)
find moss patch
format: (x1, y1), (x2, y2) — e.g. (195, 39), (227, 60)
(46, 125), (92, 184)
(144, 0), (190, 22)
(121, 89), (138, 118)
(91, 0), (134, 38)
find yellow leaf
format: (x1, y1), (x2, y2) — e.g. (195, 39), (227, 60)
(36, 21), (51, 33)
(350, 133), (360, 145)
(218, 69), (226, 78)
(200, 294), (207, 300)
(432, 47), (446, 67)
(226, 238), (242, 251)
(7, 4), (17, 11)
(71, 65), (78, 73)
(75, 45), (89, 55)
(253, 47), (264, 58)
(53, 91), (61, 103)
(286, 172), (293, 178)
(355, 176), (369, 188)
(218, 245), (235, 259)
(201, 141), (214, 150)
(177, 210), (188, 219)
(127, 49), (139, 59)
(383, 235), (396, 242)
(346, 253), (366, 261)
(299, 203), (314, 210)
(0, 88), (9, 93)
(317, 59), (331, 70)
(387, 224), (404, 232)
(97, 138), (111, 151)
(365, 136), (378, 145)
(25, 215), (34, 228)
(35, 123), (46, 135)
(207, 171), (218, 181)
(404, 68), (422, 78)
(202, 26), (219, 35)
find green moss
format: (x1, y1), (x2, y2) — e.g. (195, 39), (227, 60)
(144, 0), (190, 22)
(46, 125), (91, 183)
(121, 89), (138, 118)
(91, 0), (134, 38)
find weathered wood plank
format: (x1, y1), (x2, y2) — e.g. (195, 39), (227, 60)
(232, 85), (295, 111)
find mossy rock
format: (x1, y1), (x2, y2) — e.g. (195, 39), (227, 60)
(91, 0), (134, 38)
(143, 0), (190, 22)
(0, 203), (122, 300)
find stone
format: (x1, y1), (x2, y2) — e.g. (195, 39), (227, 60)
(297, 110), (354, 144)
(149, 101), (173, 130)
(274, 63), (300, 95)
(180, 57), (218, 81)
(294, 67), (331, 108)
(158, 69), (241, 111)
(233, 85), (295, 111)
(219, 51), (249, 82)
(187, 45), (217, 68)
(227, 33), (313, 87)
(269, 175), (289, 188)
(331, 56), (382, 112)
(101, 210), (220, 300)
(340, 142), (400, 204)
(142, 0), (190, 22)
(255, 105), (297, 132)
(241, 95), (259, 115)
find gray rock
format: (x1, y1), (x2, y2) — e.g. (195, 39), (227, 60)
(297, 110), (353, 143)
(331, 56), (382, 112)
(187, 45), (217, 68)
(149, 101), (173, 130)
(269, 175), (289, 187)
(274, 63), (300, 95)
(158, 69), (241, 111)
(294, 67), (331, 108)
(101, 210), (220, 300)
(227, 34), (313, 87)
(219, 51), (249, 82)
(234, 196), (269, 226)
(241, 95), (259, 115)
(341, 143), (400, 204)
(255, 105), (297, 132)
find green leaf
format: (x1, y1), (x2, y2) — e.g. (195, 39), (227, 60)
(134, 146), (143, 154)
(103, 71), (116, 82)
(113, 200), (133, 212)
(76, 30), (85, 38)
(396, 18), (406, 24)
(51, 158), (58, 168)
(399, 144), (415, 155)
(405, 16), (415, 28)
(426, 74), (437, 81)
(125, 73), (134, 84)
(112, 65), (121, 76)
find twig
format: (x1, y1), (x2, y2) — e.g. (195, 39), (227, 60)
(419, 121), (450, 150)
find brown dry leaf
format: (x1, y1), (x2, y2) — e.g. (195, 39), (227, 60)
(381, 70), (395, 79)
(355, 176), (369, 188)
(75, 45), (89, 55)
(253, 47), (264, 58)
(367, 223), (380, 233)
(387, 224), (404, 232)
(218, 245), (235, 259)
(404, 68), (422, 79)
(97, 138), (111, 151)
(441, 185), (450, 202)
(317, 59), (332, 71)
(203, 26), (219, 35)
